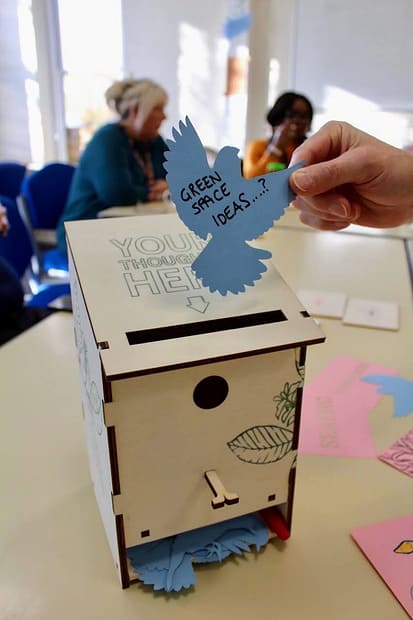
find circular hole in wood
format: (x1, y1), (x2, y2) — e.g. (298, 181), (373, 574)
(193, 375), (229, 409)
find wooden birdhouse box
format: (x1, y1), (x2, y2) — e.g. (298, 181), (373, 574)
(65, 213), (324, 588)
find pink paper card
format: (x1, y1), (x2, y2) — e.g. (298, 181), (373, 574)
(351, 514), (413, 618)
(378, 429), (413, 478)
(299, 356), (399, 457)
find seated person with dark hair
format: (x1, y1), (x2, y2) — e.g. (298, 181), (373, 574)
(243, 91), (313, 178)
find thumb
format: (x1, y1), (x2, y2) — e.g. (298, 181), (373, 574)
(290, 151), (361, 196)
(290, 162), (341, 195)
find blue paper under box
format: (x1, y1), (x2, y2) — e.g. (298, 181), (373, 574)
(65, 214), (324, 588)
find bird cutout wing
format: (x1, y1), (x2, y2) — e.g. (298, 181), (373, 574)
(212, 147), (301, 241)
(242, 165), (301, 240)
(362, 375), (413, 417)
(164, 116), (303, 294)
(163, 116), (214, 240)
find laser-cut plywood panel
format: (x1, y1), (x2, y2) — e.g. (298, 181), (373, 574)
(66, 213), (324, 586)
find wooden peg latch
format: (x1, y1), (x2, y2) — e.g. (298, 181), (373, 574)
(204, 470), (239, 509)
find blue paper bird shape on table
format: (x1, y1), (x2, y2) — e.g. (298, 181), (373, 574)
(164, 117), (302, 295)
(127, 513), (268, 592)
(362, 375), (413, 417)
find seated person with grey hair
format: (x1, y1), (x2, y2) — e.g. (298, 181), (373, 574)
(57, 78), (169, 254)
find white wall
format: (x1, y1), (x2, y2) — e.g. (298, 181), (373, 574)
(121, 0), (299, 154)
(122, 0), (228, 150)
(32, 0), (67, 163)
(292, 0), (413, 147)
(245, 0), (295, 145)
(0, 0), (32, 162)
(0, 0), (67, 165)
(3, 0), (413, 164)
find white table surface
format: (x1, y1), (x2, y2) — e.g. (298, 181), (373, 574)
(279, 206), (413, 239)
(1, 225), (412, 619)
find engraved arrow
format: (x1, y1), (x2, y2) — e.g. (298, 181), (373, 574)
(186, 295), (210, 314)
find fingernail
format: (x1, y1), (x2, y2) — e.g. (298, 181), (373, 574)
(292, 169), (314, 191)
(328, 201), (349, 217)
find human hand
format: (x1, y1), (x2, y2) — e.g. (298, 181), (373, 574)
(0, 203), (9, 236)
(289, 121), (413, 230)
(148, 178), (169, 201)
(269, 120), (300, 156)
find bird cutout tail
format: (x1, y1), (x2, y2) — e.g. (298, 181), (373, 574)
(193, 236), (271, 295)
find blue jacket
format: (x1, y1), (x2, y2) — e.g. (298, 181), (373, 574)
(57, 123), (167, 253)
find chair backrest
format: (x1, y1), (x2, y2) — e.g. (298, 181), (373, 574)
(0, 195), (34, 278)
(21, 162), (75, 229)
(0, 162), (26, 200)
(25, 282), (71, 308)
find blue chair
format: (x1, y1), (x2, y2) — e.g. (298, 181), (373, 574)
(0, 195), (37, 287)
(0, 253), (71, 346)
(18, 162), (74, 277)
(20, 162), (75, 230)
(25, 281), (71, 308)
(0, 162), (26, 199)
(0, 195), (70, 305)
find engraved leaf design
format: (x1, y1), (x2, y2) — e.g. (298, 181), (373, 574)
(273, 360), (305, 428)
(295, 358), (305, 381)
(227, 425), (293, 464)
(273, 380), (301, 427)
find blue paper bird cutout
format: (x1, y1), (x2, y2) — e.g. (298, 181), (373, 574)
(164, 116), (302, 295)
(127, 513), (268, 592)
(362, 374), (413, 417)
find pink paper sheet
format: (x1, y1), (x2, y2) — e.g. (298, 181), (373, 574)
(378, 429), (413, 478)
(352, 514), (413, 618)
(299, 356), (399, 458)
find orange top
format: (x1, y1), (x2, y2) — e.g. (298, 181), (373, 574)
(243, 139), (296, 179)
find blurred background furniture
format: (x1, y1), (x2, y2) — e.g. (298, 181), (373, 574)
(25, 281), (71, 309)
(0, 195), (70, 306)
(0, 161), (26, 200)
(17, 162), (74, 276)
(0, 195), (40, 293)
